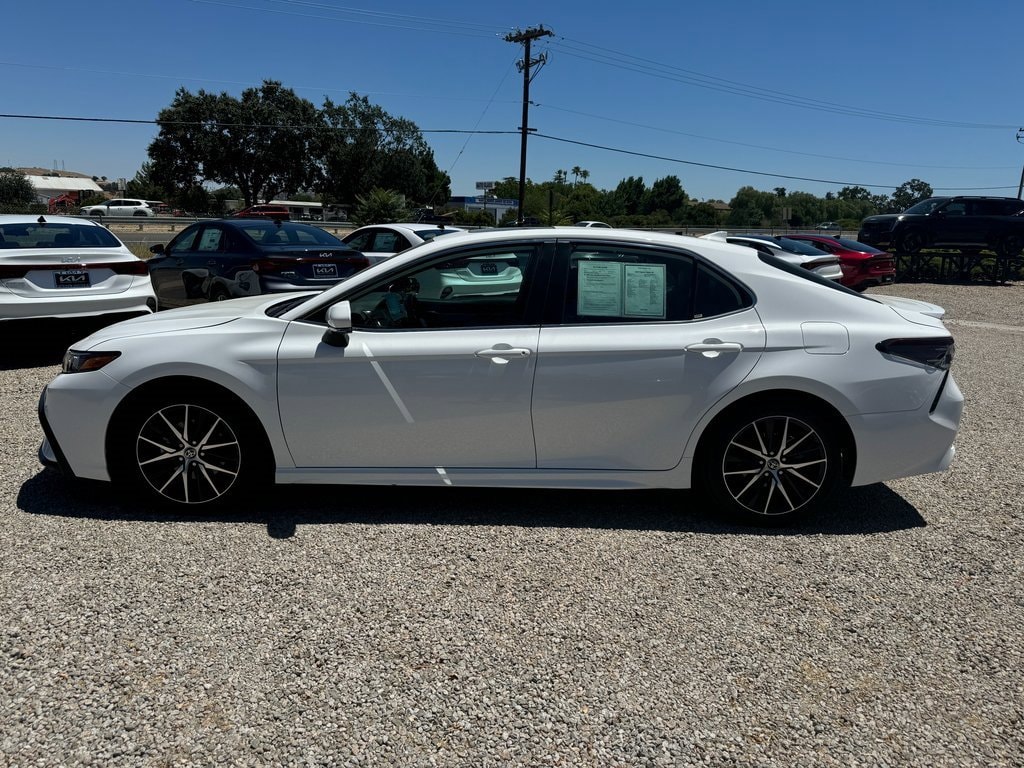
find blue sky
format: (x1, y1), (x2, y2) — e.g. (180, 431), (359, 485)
(3, 0), (1022, 202)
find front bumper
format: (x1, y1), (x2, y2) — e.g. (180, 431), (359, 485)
(37, 388), (73, 475)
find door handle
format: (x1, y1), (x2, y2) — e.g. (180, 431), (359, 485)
(206, 259), (218, 266)
(475, 347), (531, 364)
(685, 340), (743, 358)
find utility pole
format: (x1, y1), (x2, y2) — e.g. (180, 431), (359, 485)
(505, 25), (553, 225)
(1017, 128), (1024, 199)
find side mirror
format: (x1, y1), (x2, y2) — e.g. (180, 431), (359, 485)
(149, 243), (165, 255)
(322, 301), (353, 348)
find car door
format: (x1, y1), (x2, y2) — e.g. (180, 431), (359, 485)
(276, 240), (552, 468)
(531, 241), (766, 471)
(147, 225), (202, 308)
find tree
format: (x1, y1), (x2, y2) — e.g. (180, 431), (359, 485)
(890, 178), (933, 213)
(642, 175), (687, 218)
(613, 176), (646, 216)
(773, 187), (787, 198)
(0, 168), (35, 210)
(571, 166), (582, 185)
(149, 80), (320, 207)
(316, 94), (450, 209)
(727, 186), (777, 227)
(579, 169), (590, 185)
(352, 187), (407, 226)
(125, 162), (169, 201)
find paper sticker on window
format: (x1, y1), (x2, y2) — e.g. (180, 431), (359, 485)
(624, 264), (666, 318)
(578, 260), (666, 319)
(198, 229), (222, 251)
(577, 260), (623, 316)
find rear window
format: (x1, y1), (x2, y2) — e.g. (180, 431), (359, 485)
(833, 237), (885, 254)
(414, 228), (460, 243)
(775, 237), (829, 256)
(0, 222), (122, 249)
(238, 222), (346, 247)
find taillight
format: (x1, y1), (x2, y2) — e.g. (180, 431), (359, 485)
(0, 264), (29, 279)
(876, 337), (955, 370)
(107, 261), (149, 275)
(252, 259), (281, 273)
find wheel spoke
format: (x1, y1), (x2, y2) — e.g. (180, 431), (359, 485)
(197, 464), (220, 496)
(158, 465), (185, 493)
(158, 411), (186, 444)
(728, 440), (765, 460)
(197, 460), (238, 477)
(140, 436), (177, 453)
(735, 472), (765, 500)
(197, 417), (223, 449)
(139, 453), (181, 466)
(762, 477), (776, 515)
(787, 468), (822, 489)
(785, 458), (827, 470)
(782, 429), (811, 456)
(775, 477), (796, 511)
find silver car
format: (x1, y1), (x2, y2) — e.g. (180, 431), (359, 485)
(701, 232), (843, 281)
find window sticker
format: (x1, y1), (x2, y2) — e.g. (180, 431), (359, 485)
(623, 264), (666, 318)
(198, 229), (222, 251)
(577, 260), (623, 316)
(578, 260), (667, 319)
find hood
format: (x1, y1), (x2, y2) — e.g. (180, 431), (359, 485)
(76, 293), (315, 349)
(861, 214), (901, 224)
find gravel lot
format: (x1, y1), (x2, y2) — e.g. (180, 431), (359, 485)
(2, 281), (1022, 767)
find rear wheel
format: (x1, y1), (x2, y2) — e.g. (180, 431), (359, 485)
(700, 402), (843, 525)
(111, 389), (269, 508)
(997, 233), (1024, 258)
(209, 284), (231, 301)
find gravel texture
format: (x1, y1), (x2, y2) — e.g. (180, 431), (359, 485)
(2, 282), (1023, 767)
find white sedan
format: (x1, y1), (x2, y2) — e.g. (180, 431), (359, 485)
(341, 223), (466, 264)
(38, 227), (962, 525)
(0, 215), (156, 322)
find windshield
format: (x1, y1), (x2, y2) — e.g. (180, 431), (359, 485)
(775, 237), (829, 256)
(0, 222), (122, 248)
(238, 222), (347, 247)
(903, 198), (947, 215)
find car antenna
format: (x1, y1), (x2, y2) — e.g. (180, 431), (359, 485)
(37, 215), (47, 226)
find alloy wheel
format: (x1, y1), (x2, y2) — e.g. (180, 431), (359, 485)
(720, 415), (828, 517)
(135, 403), (241, 504)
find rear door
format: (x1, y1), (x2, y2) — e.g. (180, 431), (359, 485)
(531, 240), (766, 471)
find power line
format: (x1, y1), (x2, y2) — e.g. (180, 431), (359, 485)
(532, 132), (1018, 192)
(1, 112), (1015, 192)
(551, 37), (1017, 131)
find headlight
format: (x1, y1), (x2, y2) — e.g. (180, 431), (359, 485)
(62, 350), (121, 374)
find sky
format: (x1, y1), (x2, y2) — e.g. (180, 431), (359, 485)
(3, 0), (1023, 203)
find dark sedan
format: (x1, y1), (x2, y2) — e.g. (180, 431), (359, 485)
(148, 219), (369, 309)
(785, 233), (896, 291)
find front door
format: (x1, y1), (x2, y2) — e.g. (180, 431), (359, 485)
(277, 241), (548, 469)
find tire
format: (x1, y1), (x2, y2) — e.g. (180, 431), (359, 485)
(997, 233), (1024, 259)
(209, 284), (231, 302)
(133, 210), (147, 217)
(896, 228), (925, 255)
(111, 389), (269, 508)
(699, 402), (843, 526)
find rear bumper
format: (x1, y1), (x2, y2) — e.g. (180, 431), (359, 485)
(848, 373), (964, 486)
(0, 282), (156, 321)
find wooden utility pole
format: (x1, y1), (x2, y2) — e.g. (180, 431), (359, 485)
(504, 25), (554, 224)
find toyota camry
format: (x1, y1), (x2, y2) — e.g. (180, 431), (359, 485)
(38, 227), (963, 525)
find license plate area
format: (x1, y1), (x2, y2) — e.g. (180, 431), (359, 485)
(312, 263), (338, 279)
(54, 270), (91, 288)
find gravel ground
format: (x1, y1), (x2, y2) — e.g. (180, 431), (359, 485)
(2, 282), (1022, 767)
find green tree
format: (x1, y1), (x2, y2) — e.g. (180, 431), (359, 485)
(316, 94), (450, 209)
(125, 162), (169, 201)
(727, 186), (777, 227)
(352, 187), (407, 226)
(149, 80), (319, 207)
(0, 168), (35, 210)
(613, 176), (646, 216)
(889, 178), (933, 213)
(642, 175), (687, 218)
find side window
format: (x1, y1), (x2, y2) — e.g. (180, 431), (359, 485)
(345, 232), (372, 251)
(345, 245), (536, 330)
(373, 231), (407, 253)
(167, 227), (199, 254)
(693, 264), (752, 319)
(944, 201), (967, 216)
(562, 246), (694, 324)
(196, 227), (224, 252)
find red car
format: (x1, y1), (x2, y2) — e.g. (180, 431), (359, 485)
(785, 234), (896, 291)
(230, 204), (290, 221)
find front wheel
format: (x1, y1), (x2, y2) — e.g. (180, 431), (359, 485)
(700, 403), (843, 525)
(896, 228), (925, 254)
(111, 390), (269, 508)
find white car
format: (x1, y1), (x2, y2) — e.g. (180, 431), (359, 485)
(575, 221), (612, 228)
(80, 199), (156, 217)
(341, 223), (466, 264)
(38, 227), (962, 525)
(701, 231), (843, 281)
(0, 215), (156, 322)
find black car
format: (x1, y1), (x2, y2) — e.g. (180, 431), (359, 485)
(858, 196), (1024, 257)
(148, 219), (370, 309)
